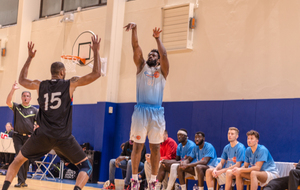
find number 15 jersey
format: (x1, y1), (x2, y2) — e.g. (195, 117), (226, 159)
(37, 79), (72, 139)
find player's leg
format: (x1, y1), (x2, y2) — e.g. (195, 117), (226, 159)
(166, 163), (180, 190)
(289, 169), (300, 190)
(250, 171), (268, 190)
(195, 165), (209, 189)
(177, 167), (195, 190)
(55, 135), (92, 190)
(263, 176), (289, 190)
(225, 170), (234, 190)
(2, 152), (28, 190)
(205, 167), (215, 189)
(157, 160), (174, 182)
(234, 170), (250, 190)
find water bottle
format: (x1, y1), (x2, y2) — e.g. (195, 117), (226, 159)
(29, 164), (32, 172)
(193, 184), (198, 190)
(220, 185), (224, 190)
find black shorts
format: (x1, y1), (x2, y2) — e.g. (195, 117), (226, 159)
(20, 129), (86, 164)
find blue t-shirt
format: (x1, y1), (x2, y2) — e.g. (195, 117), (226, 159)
(245, 144), (278, 173)
(221, 142), (246, 168)
(176, 139), (196, 160)
(188, 142), (218, 167)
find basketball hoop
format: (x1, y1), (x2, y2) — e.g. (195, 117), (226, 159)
(61, 55), (86, 73)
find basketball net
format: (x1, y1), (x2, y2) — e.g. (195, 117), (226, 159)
(61, 55), (86, 73)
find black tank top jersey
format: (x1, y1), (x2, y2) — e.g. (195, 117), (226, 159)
(37, 79), (72, 139)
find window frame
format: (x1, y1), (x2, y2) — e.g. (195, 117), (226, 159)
(39, 0), (107, 18)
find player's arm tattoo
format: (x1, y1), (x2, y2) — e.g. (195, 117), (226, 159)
(70, 76), (80, 83)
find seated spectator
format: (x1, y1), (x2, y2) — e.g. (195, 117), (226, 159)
(0, 122), (15, 169)
(144, 130), (177, 190)
(232, 130), (279, 190)
(264, 161), (300, 190)
(177, 131), (218, 190)
(106, 140), (146, 190)
(206, 127), (245, 190)
(156, 129), (195, 190)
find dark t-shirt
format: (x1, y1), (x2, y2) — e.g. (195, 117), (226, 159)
(120, 141), (146, 163)
(37, 79), (72, 139)
(10, 103), (37, 134)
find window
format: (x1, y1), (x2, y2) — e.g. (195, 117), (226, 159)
(40, 0), (107, 18)
(0, 0), (19, 26)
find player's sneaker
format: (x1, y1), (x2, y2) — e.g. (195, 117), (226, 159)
(131, 179), (140, 190)
(124, 184), (131, 190)
(148, 180), (159, 190)
(104, 183), (115, 189)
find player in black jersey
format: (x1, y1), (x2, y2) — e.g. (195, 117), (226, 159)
(1, 35), (101, 190)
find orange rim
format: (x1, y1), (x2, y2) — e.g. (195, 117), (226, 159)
(61, 55), (86, 64)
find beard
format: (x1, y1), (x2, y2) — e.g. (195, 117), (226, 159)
(146, 59), (157, 67)
(196, 139), (204, 146)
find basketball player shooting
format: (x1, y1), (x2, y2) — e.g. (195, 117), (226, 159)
(124, 22), (169, 190)
(1, 35), (101, 190)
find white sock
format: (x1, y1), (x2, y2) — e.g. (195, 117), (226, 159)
(208, 188), (214, 190)
(150, 175), (157, 182)
(132, 174), (138, 181)
(180, 184), (186, 190)
(199, 187), (204, 190)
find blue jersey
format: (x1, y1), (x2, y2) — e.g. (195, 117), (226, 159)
(136, 64), (166, 107)
(221, 142), (246, 168)
(189, 142), (218, 167)
(176, 139), (196, 160)
(245, 144), (278, 173)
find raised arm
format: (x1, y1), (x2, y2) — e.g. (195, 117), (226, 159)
(6, 81), (19, 108)
(153, 27), (169, 79)
(69, 35), (101, 97)
(19, 42), (41, 91)
(124, 22), (145, 73)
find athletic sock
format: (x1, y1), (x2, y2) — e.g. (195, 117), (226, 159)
(208, 188), (214, 190)
(132, 174), (138, 181)
(2, 181), (11, 190)
(74, 185), (81, 190)
(199, 187), (204, 190)
(150, 175), (157, 182)
(180, 184), (186, 190)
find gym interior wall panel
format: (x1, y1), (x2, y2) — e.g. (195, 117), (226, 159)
(191, 101), (224, 155)
(221, 100), (257, 154)
(290, 99), (300, 161)
(0, 107), (13, 129)
(163, 101), (194, 142)
(255, 99), (294, 162)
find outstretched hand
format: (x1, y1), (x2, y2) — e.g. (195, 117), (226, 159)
(153, 27), (162, 39)
(28, 42), (37, 58)
(12, 81), (19, 90)
(124, 22), (136, 31)
(90, 35), (101, 52)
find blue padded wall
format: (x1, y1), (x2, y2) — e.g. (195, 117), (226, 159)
(2, 98), (300, 184)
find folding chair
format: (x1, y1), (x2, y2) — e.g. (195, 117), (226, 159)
(32, 149), (57, 181)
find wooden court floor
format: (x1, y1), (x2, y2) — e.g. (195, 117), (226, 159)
(0, 176), (102, 189)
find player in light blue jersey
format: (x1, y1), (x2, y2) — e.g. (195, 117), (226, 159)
(124, 22), (169, 190)
(232, 130), (279, 190)
(177, 132), (217, 190)
(156, 129), (196, 190)
(206, 127), (246, 190)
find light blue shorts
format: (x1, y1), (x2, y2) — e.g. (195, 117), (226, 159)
(130, 104), (165, 144)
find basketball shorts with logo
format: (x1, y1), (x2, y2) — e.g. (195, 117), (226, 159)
(130, 104), (165, 144)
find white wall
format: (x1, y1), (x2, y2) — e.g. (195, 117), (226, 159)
(1, 0), (300, 106)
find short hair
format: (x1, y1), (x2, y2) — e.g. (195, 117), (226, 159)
(178, 128), (188, 135)
(21, 91), (31, 97)
(229, 127), (239, 135)
(195, 131), (205, 137)
(149, 49), (160, 59)
(6, 122), (13, 127)
(246, 130), (260, 140)
(164, 130), (168, 134)
(51, 62), (65, 76)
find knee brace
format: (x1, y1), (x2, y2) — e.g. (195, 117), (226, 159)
(77, 159), (93, 177)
